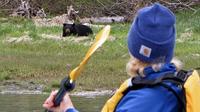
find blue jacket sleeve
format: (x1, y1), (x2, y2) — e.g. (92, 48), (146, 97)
(65, 108), (79, 112)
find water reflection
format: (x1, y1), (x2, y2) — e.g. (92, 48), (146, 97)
(0, 94), (109, 112)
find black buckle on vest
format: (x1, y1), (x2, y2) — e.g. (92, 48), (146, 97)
(175, 70), (192, 82)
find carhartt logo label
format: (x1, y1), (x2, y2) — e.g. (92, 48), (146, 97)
(139, 45), (152, 57)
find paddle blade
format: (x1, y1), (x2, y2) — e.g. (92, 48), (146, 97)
(69, 25), (111, 81)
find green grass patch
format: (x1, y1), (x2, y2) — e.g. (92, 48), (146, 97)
(0, 9), (200, 91)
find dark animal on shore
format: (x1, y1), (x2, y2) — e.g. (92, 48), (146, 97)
(62, 23), (93, 37)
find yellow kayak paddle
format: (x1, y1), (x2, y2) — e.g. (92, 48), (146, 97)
(53, 25), (111, 107)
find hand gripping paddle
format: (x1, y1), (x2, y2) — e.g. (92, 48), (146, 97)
(52, 25), (111, 107)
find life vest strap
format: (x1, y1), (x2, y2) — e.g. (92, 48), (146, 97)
(124, 70), (192, 112)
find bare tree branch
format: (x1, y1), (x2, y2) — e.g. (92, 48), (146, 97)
(10, 0), (46, 19)
(0, 0), (10, 8)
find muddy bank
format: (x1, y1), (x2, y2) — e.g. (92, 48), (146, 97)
(0, 81), (114, 97)
(0, 80), (43, 94)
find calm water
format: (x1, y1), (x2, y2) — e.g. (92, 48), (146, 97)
(0, 94), (109, 112)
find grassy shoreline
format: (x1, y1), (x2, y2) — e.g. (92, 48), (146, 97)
(0, 10), (200, 92)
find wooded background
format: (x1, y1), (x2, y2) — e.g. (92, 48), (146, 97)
(1, 0), (200, 21)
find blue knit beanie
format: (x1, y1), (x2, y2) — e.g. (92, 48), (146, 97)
(128, 3), (176, 63)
